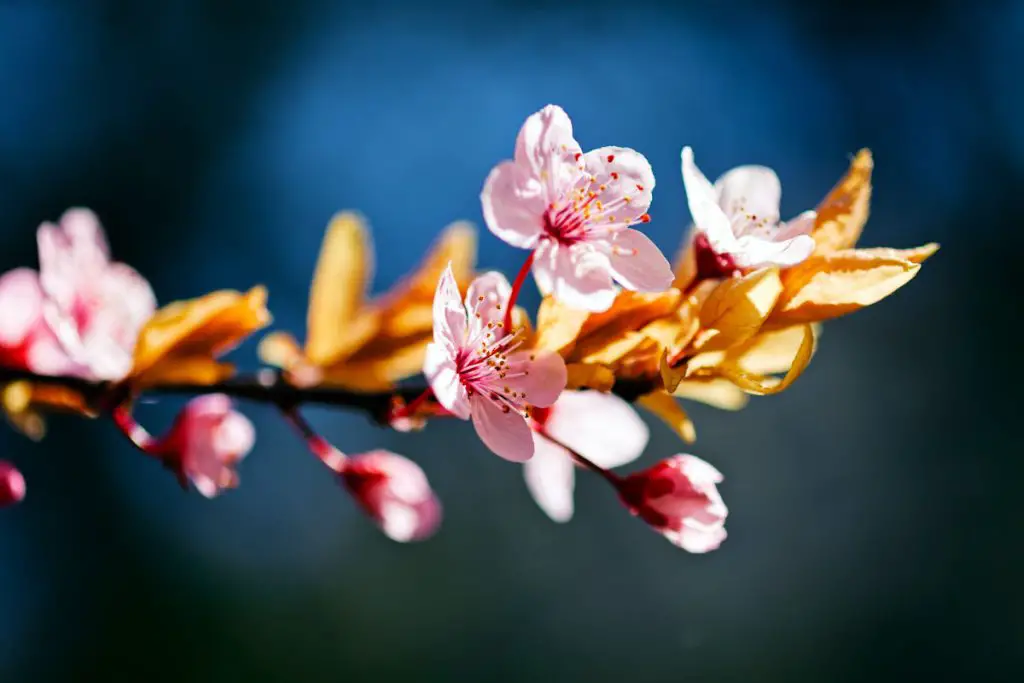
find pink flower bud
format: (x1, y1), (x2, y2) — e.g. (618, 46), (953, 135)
(339, 450), (441, 542)
(0, 460), (26, 508)
(157, 395), (255, 498)
(617, 454), (728, 553)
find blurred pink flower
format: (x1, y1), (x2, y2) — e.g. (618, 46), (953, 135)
(0, 460), (26, 508)
(481, 105), (673, 312)
(0, 209), (156, 380)
(524, 390), (648, 522)
(617, 454), (728, 553)
(339, 450), (441, 542)
(681, 147), (816, 273)
(0, 268), (73, 375)
(424, 265), (566, 462)
(156, 395), (255, 498)
(37, 208), (156, 379)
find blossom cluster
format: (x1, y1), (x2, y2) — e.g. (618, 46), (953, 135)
(0, 105), (936, 553)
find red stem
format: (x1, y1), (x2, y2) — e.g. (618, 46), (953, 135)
(503, 251), (536, 331)
(281, 407), (346, 472)
(110, 403), (159, 455)
(540, 430), (621, 487)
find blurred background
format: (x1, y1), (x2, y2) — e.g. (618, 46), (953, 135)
(0, 0), (1020, 680)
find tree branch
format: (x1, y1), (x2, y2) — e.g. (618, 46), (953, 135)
(0, 366), (658, 423)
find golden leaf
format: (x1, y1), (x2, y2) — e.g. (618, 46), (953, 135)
(638, 391), (696, 443)
(812, 149), (873, 253)
(2, 381), (95, 441)
(689, 323), (818, 376)
(848, 243), (939, 265)
(533, 296), (589, 354)
(672, 378), (749, 411)
(305, 212), (379, 365)
(565, 363), (616, 392)
(699, 324), (817, 395)
(660, 351), (683, 393)
(695, 267), (782, 353)
(768, 249), (924, 326)
(130, 286), (271, 387)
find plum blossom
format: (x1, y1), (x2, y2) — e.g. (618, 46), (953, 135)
(524, 390), (648, 522)
(0, 269), (73, 375)
(681, 146), (817, 274)
(36, 208), (157, 379)
(0, 460), (26, 508)
(339, 450), (441, 542)
(617, 454), (728, 553)
(424, 265), (567, 462)
(156, 395), (255, 498)
(481, 105), (674, 312)
(0, 209), (156, 380)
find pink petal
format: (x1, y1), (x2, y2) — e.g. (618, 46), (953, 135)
(523, 433), (575, 522)
(481, 161), (546, 249)
(667, 523), (727, 553)
(542, 390), (648, 469)
(681, 147), (737, 253)
(432, 263), (467, 349)
(581, 146), (654, 225)
(37, 208), (111, 309)
(24, 334), (73, 376)
(504, 349), (566, 408)
(101, 262), (158, 333)
(343, 450), (442, 542)
(465, 271), (512, 338)
(470, 395), (534, 462)
(0, 460), (26, 508)
(513, 104), (583, 200)
(732, 233), (816, 269)
(607, 229), (674, 293)
(714, 164), (782, 224)
(674, 454), (724, 486)
(532, 240), (616, 312)
(424, 342), (470, 419)
(0, 268), (44, 346)
(214, 411), (256, 459)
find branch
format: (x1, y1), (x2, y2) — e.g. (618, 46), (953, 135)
(0, 366), (658, 423)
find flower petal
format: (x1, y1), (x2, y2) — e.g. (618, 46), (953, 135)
(0, 269), (44, 346)
(543, 390), (648, 468)
(432, 263), (467, 349)
(681, 147), (736, 252)
(423, 342), (470, 419)
(513, 104), (583, 200)
(714, 164), (782, 224)
(732, 233), (816, 269)
(607, 229), (674, 293)
(37, 208), (111, 310)
(481, 160), (546, 249)
(523, 433), (575, 522)
(667, 523), (727, 553)
(505, 349), (566, 408)
(532, 241), (616, 312)
(465, 271), (512, 339)
(470, 396), (534, 462)
(581, 146), (655, 225)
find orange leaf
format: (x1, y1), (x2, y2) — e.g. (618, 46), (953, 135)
(695, 267), (782, 353)
(812, 149), (873, 253)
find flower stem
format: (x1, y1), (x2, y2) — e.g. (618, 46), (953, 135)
(503, 251), (536, 332)
(541, 431), (621, 487)
(281, 407), (346, 472)
(110, 403), (159, 455)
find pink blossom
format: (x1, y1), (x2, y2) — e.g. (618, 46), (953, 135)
(156, 395), (255, 498)
(339, 450), (441, 542)
(617, 454), (728, 553)
(0, 268), (73, 375)
(481, 105), (674, 312)
(424, 265), (567, 462)
(524, 390), (648, 522)
(0, 460), (26, 508)
(34, 208), (157, 380)
(681, 147), (816, 272)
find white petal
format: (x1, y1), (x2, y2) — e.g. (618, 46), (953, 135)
(543, 391), (649, 469)
(481, 161), (546, 249)
(470, 396), (534, 462)
(432, 263), (468, 348)
(714, 164), (782, 224)
(424, 342), (470, 419)
(523, 433), (575, 522)
(513, 104), (584, 201)
(465, 271), (512, 339)
(0, 268), (44, 346)
(681, 147), (737, 253)
(532, 241), (616, 312)
(731, 234), (815, 269)
(607, 229), (674, 293)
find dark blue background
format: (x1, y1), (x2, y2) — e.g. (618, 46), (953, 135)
(0, 2), (1019, 681)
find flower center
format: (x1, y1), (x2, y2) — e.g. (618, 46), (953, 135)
(541, 175), (649, 246)
(456, 325), (532, 417)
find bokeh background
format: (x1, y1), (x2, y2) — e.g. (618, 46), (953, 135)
(0, 1), (1020, 681)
